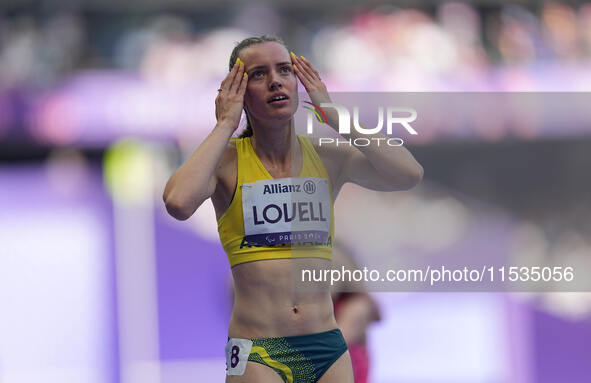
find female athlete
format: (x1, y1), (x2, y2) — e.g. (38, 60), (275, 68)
(163, 35), (423, 383)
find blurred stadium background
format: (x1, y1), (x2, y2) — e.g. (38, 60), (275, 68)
(1, 1), (591, 382)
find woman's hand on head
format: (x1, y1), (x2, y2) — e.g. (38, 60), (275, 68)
(290, 53), (331, 106)
(215, 59), (248, 131)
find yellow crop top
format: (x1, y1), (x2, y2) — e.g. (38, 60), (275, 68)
(217, 135), (335, 267)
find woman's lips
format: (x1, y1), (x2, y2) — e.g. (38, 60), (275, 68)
(268, 98), (290, 106)
(267, 93), (289, 103)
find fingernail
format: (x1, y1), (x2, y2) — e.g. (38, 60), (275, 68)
(290, 51), (296, 57)
(243, 73), (247, 77)
(236, 57), (241, 64)
(300, 56), (307, 60)
(293, 64), (297, 69)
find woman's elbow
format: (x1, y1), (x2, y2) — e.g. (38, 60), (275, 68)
(163, 195), (195, 221)
(395, 165), (423, 191)
(412, 164), (424, 185)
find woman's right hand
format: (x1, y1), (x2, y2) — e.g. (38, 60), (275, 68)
(215, 59), (248, 131)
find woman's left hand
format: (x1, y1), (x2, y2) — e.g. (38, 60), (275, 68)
(291, 53), (332, 107)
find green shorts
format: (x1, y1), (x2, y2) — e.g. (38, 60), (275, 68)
(225, 328), (348, 383)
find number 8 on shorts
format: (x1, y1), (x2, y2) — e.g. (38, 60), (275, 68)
(225, 338), (253, 375)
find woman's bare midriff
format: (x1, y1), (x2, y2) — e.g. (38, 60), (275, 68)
(228, 257), (338, 338)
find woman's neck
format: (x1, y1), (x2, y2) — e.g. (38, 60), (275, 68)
(250, 119), (299, 165)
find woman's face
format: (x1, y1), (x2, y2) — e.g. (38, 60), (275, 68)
(240, 41), (299, 125)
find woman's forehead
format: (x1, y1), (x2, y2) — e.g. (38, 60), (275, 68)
(240, 42), (290, 65)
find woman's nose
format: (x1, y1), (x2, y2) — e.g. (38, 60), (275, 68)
(269, 80), (282, 90)
(268, 71), (283, 90)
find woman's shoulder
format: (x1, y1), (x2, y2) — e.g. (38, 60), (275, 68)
(305, 136), (348, 166)
(302, 136), (349, 198)
(219, 138), (238, 167)
(226, 135), (248, 151)
(211, 139), (239, 210)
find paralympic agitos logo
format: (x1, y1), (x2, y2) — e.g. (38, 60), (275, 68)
(303, 101), (418, 147)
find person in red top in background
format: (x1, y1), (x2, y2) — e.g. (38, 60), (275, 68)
(331, 243), (381, 383)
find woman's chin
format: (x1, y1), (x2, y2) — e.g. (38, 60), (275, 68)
(267, 109), (295, 122)
(251, 105), (298, 125)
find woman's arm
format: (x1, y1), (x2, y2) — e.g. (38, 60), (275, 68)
(326, 135), (423, 193)
(163, 60), (248, 220)
(291, 54), (423, 193)
(163, 124), (235, 220)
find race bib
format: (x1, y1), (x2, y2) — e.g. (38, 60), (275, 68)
(242, 177), (331, 246)
(225, 338), (253, 376)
